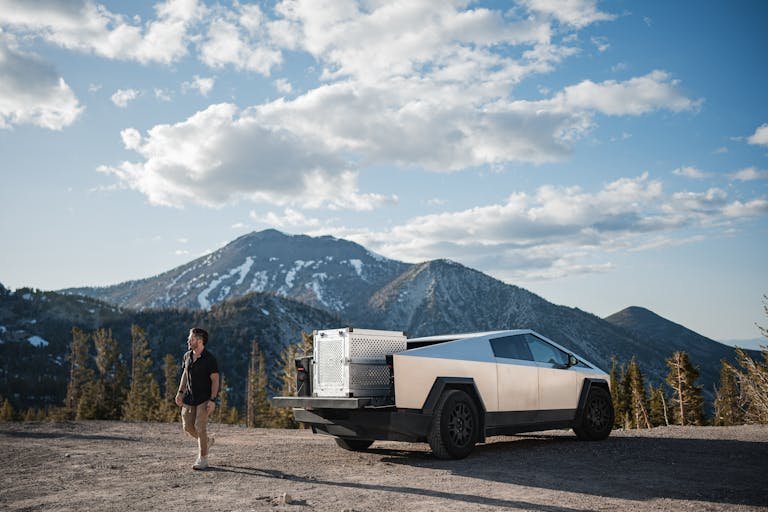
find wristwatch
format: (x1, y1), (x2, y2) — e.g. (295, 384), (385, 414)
(209, 396), (219, 405)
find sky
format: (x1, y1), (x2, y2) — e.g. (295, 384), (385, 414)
(1, 0), (767, 342)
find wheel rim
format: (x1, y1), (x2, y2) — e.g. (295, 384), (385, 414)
(447, 402), (473, 447)
(586, 395), (610, 431)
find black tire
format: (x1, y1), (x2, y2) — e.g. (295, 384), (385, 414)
(334, 437), (374, 451)
(574, 386), (614, 441)
(428, 389), (479, 459)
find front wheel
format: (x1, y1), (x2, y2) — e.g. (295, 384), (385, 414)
(334, 437), (374, 451)
(428, 389), (479, 459)
(574, 386), (614, 441)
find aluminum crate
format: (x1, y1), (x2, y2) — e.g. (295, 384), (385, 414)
(313, 327), (406, 398)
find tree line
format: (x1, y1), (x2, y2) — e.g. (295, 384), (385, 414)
(1, 310), (767, 427)
(0, 325), (313, 427)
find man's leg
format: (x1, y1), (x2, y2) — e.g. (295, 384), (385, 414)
(195, 404), (211, 458)
(181, 405), (198, 438)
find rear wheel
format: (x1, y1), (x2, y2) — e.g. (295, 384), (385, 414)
(334, 437), (374, 451)
(574, 386), (614, 441)
(428, 389), (479, 459)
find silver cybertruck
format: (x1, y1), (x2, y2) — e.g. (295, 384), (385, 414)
(272, 327), (613, 459)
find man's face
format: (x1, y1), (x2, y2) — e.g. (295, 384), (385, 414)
(187, 332), (202, 351)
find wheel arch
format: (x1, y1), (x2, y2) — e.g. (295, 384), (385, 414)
(575, 378), (611, 426)
(421, 377), (487, 442)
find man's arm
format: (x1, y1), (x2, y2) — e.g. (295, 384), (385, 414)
(175, 362), (187, 407)
(207, 372), (220, 412)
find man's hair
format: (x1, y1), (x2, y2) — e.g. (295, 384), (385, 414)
(190, 327), (209, 345)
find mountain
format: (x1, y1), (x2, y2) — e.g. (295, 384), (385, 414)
(367, 259), (671, 386)
(40, 229), (752, 409)
(604, 306), (750, 400)
(63, 229), (409, 321)
(0, 284), (337, 410)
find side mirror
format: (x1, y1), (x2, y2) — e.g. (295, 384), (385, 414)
(567, 354), (578, 367)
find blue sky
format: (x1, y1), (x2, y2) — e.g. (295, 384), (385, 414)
(1, 0), (766, 342)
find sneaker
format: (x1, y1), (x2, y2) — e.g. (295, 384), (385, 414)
(207, 435), (215, 453)
(192, 456), (208, 470)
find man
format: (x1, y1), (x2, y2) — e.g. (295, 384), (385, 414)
(175, 327), (219, 470)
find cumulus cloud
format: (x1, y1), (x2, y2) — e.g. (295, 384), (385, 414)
(111, 88), (140, 108)
(551, 70), (699, 116)
(0, 35), (83, 130)
(94, 2), (699, 209)
(0, 0), (205, 64)
(274, 78), (292, 94)
(730, 167), (768, 181)
(322, 174), (767, 280)
(99, 103), (393, 210)
(199, 3), (281, 74)
(748, 123), (768, 146)
(182, 75), (215, 96)
(673, 166), (710, 179)
(254, 208), (321, 229)
(520, 0), (615, 28)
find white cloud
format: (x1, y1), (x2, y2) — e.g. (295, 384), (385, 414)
(0, 35), (83, 130)
(673, 166), (710, 179)
(0, 0), (205, 64)
(154, 88), (172, 101)
(100, 103), (393, 210)
(730, 167), (768, 181)
(111, 88), (140, 108)
(182, 75), (215, 96)
(199, 4), (281, 74)
(274, 78), (292, 94)
(255, 208), (322, 229)
(520, 0), (615, 28)
(94, 3), (700, 210)
(591, 36), (609, 52)
(319, 174), (767, 280)
(551, 70), (699, 116)
(748, 123), (768, 146)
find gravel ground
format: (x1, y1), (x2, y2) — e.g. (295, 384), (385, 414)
(1, 421), (767, 511)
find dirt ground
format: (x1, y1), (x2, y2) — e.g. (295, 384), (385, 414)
(1, 421), (767, 512)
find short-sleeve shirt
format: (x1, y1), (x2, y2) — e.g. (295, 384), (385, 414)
(182, 349), (219, 406)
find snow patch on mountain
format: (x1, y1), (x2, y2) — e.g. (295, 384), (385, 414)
(249, 270), (269, 293)
(197, 257), (255, 309)
(28, 335), (49, 348)
(348, 259), (363, 278)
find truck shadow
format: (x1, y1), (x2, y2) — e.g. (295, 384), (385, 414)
(211, 464), (585, 511)
(376, 433), (768, 507)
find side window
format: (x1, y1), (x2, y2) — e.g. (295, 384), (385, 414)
(525, 334), (569, 366)
(490, 335), (534, 361)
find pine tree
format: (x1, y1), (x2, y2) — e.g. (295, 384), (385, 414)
(245, 338), (272, 428)
(0, 397), (14, 421)
(93, 329), (128, 419)
(158, 353), (181, 422)
(609, 357), (628, 429)
(714, 359), (744, 426)
(65, 328), (94, 417)
(618, 362), (633, 429)
(215, 374), (239, 424)
(272, 342), (300, 429)
(727, 347), (768, 424)
(22, 407), (46, 422)
(665, 351), (705, 426)
(627, 357), (651, 429)
(123, 325), (161, 421)
(648, 384), (670, 427)
(76, 380), (105, 420)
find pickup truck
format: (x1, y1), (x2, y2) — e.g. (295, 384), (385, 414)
(272, 327), (613, 459)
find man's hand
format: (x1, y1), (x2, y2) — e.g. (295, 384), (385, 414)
(206, 400), (216, 414)
(175, 393), (183, 407)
